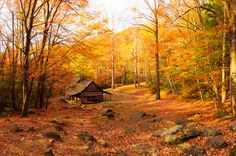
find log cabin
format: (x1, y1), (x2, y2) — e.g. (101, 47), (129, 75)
(62, 79), (111, 104)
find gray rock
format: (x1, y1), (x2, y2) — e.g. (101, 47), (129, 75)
(229, 124), (236, 132)
(101, 109), (115, 119)
(201, 127), (221, 136)
(129, 112), (147, 119)
(207, 136), (228, 148)
(77, 131), (96, 142)
(161, 125), (183, 136)
(116, 150), (128, 156)
(148, 118), (157, 123)
(163, 134), (184, 145)
(154, 128), (168, 137)
(183, 145), (206, 156)
(175, 119), (193, 126)
(43, 131), (61, 140)
(131, 144), (148, 155)
(180, 128), (201, 140)
(51, 120), (68, 126)
(10, 125), (23, 133)
(229, 145), (236, 156)
(44, 148), (54, 156)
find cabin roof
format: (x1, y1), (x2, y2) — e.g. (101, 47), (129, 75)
(63, 80), (111, 96)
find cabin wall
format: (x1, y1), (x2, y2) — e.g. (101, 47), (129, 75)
(80, 92), (103, 104)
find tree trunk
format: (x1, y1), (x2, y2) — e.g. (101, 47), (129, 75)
(230, 0), (236, 116)
(155, 21), (160, 100)
(11, 13), (16, 110)
(21, 0), (38, 117)
(111, 33), (115, 89)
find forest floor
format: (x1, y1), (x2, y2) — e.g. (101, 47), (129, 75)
(0, 84), (236, 156)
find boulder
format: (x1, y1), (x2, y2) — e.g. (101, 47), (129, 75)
(229, 145), (236, 156)
(154, 128), (168, 137)
(148, 118), (157, 123)
(43, 131), (61, 140)
(163, 134), (184, 145)
(77, 131), (96, 142)
(129, 112), (147, 119)
(181, 145), (206, 156)
(229, 124), (236, 132)
(116, 150), (128, 156)
(50, 120), (68, 127)
(180, 128), (201, 140)
(10, 125), (23, 133)
(44, 148), (54, 156)
(101, 109), (115, 119)
(161, 125), (183, 136)
(201, 127), (221, 136)
(206, 136), (228, 148)
(131, 144), (148, 155)
(175, 119), (193, 126)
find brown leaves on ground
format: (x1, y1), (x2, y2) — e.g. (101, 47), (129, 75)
(0, 84), (236, 155)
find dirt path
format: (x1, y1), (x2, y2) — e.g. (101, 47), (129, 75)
(0, 85), (236, 155)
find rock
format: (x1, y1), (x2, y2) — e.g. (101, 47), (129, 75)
(201, 127), (221, 136)
(77, 131), (96, 142)
(229, 124), (236, 132)
(175, 119), (193, 125)
(229, 145), (236, 156)
(50, 120), (68, 126)
(206, 136), (228, 148)
(131, 144), (148, 155)
(154, 128), (168, 137)
(10, 125), (23, 133)
(116, 150), (128, 156)
(54, 125), (64, 131)
(161, 125), (183, 136)
(129, 112), (147, 119)
(26, 127), (34, 132)
(178, 143), (192, 151)
(215, 110), (229, 118)
(163, 134), (184, 145)
(180, 128), (201, 140)
(43, 131), (61, 140)
(81, 152), (101, 156)
(182, 145), (206, 156)
(101, 109), (115, 119)
(44, 148), (54, 156)
(149, 146), (159, 156)
(98, 139), (108, 147)
(148, 118), (157, 123)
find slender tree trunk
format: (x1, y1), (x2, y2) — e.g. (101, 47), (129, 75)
(230, 0), (236, 116)
(155, 21), (160, 100)
(111, 33), (115, 89)
(133, 36), (138, 88)
(222, 3), (230, 103)
(11, 13), (16, 110)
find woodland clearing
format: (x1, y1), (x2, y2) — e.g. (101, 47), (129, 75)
(0, 85), (235, 156)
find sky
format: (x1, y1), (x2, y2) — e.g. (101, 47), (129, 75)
(89, 0), (144, 32)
